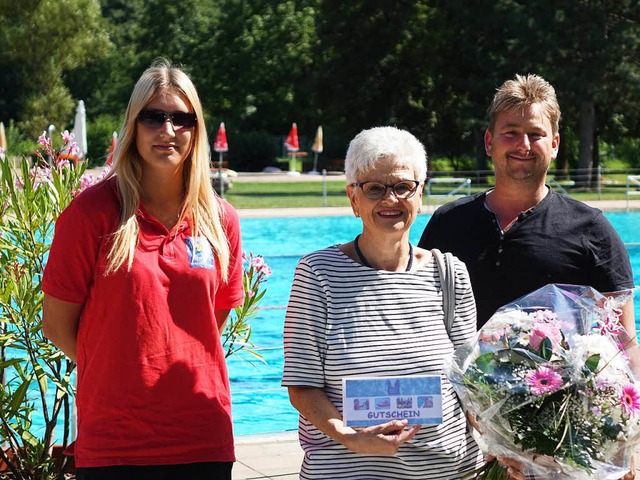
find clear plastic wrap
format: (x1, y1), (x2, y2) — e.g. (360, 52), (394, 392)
(445, 284), (639, 479)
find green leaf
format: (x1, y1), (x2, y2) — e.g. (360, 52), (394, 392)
(9, 378), (31, 412)
(474, 352), (496, 373)
(585, 354), (600, 373)
(538, 336), (553, 360)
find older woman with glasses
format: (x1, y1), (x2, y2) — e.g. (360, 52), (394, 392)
(281, 126), (503, 479)
(42, 59), (244, 480)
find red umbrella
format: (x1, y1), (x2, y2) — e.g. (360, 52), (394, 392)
(213, 122), (229, 198)
(106, 131), (117, 167)
(284, 123), (299, 152)
(214, 122), (229, 152)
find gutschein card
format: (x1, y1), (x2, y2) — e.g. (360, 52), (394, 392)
(342, 375), (443, 427)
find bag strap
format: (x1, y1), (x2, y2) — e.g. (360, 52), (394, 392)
(432, 249), (456, 336)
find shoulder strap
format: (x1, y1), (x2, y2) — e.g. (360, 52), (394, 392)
(431, 249), (456, 336)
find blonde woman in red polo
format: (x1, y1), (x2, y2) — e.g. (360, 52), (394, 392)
(42, 59), (244, 480)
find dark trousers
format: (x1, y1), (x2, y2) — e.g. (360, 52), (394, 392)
(75, 461), (233, 480)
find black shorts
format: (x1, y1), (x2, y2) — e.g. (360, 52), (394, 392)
(75, 461), (233, 480)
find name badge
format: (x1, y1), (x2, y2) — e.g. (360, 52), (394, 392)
(342, 375), (443, 427)
(186, 236), (215, 269)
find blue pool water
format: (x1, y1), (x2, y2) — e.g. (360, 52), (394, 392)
(229, 212), (640, 436)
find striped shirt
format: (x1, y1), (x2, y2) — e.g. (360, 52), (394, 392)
(282, 245), (483, 479)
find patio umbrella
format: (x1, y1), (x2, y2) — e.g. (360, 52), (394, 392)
(284, 123), (300, 174)
(309, 125), (323, 174)
(106, 131), (117, 167)
(213, 122), (229, 198)
(0, 122), (6, 154)
(72, 100), (88, 160)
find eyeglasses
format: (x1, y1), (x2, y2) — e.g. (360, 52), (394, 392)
(352, 180), (421, 200)
(137, 109), (198, 129)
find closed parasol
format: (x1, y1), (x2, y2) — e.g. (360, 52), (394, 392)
(72, 100), (88, 159)
(309, 125), (323, 174)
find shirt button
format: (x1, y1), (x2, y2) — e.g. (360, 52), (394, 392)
(496, 261), (501, 266)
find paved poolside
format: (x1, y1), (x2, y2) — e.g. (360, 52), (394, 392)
(234, 432), (302, 480)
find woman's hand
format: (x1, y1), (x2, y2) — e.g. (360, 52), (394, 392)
(494, 456), (526, 480)
(341, 419), (421, 455)
(288, 386), (420, 455)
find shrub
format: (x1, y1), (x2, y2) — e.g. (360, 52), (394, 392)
(0, 134), (97, 479)
(614, 138), (640, 169)
(86, 114), (121, 168)
(226, 131), (278, 172)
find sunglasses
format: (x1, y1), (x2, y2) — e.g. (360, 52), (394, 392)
(137, 109), (198, 129)
(352, 180), (421, 200)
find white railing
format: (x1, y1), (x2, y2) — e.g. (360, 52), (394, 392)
(426, 177), (471, 207)
(627, 175), (640, 210)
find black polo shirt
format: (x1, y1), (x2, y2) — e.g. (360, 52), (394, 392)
(419, 188), (634, 328)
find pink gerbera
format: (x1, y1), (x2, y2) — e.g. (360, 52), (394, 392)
(621, 384), (640, 416)
(525, 367), (563, 395)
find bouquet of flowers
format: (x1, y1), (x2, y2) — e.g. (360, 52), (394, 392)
(446, 283), (640, 479)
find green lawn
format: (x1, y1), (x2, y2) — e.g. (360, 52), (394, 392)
(223, 180), (636, 209)
(224, 181), (351, 209)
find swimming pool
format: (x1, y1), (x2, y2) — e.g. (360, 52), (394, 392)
(229, 212), (640, 435)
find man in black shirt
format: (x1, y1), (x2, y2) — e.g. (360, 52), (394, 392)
(419, 74), (636, 339)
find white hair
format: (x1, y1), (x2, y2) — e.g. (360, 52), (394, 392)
(344, 126), (427, 183)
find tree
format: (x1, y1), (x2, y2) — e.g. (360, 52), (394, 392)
(0, 0), (111, 137)
(194, 0), (318, 133)
(313, 1), (441, 156)
(542, 1), (640, 187)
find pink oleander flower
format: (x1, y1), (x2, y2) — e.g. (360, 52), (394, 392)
(78, 174), (95, 192)
(525, 367), (564, 395)
(94, 166), (110, 184)
(38, 131), (50, 147)
(0, 147), (5, 159)
(70, 142), (80, 156)
(529, 320), (563, 350)
(250, 255), (265, 269)
(260, 264), (272, 276)
(56, 158), (70, 169)
(621, 384), (640, 416)
(62, 130), (74, 143)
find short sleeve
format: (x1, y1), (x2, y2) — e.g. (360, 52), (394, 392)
(588, 214), (635, 292)
(42, 197), (103, 305)
(282, 257), (327, 388)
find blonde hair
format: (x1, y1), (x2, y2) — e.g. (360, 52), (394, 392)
(488, 74), (561, 135)
(103, 59), (231, 280)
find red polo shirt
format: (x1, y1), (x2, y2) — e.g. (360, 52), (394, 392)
(43, 177), (244, 467)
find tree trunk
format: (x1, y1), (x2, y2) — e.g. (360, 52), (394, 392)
(577, 100), (595, 189)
